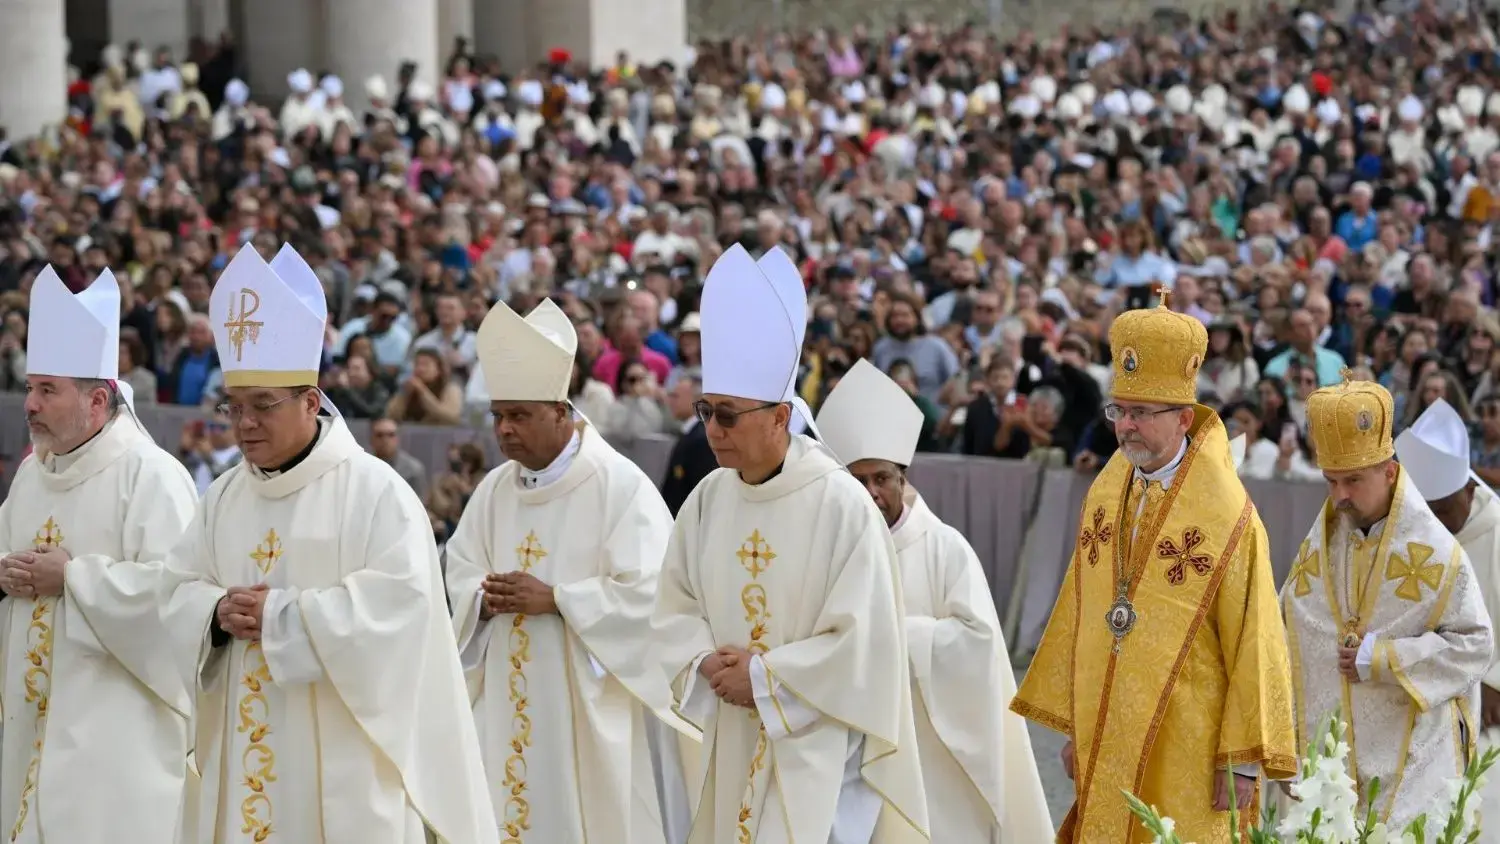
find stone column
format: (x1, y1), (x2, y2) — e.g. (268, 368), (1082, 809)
(0, 0), (68, 140)
(325, 0), (438, 115)
(108, 0), (191, 60)
(436, 0), (472, 67)
(474, 0), (532, 73)
(238, 0), (324, 102)
(495, 0), (686, 71)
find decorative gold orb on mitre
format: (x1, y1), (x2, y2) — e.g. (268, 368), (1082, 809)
(1107, 288), (1208, 405)
(1306, 369), (1394, 472)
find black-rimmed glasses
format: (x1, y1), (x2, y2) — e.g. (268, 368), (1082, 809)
(694, 399), (782, 429)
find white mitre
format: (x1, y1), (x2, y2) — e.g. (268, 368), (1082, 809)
(1395, 398), (1483, 500)
(28, 265), (118, 381)
(212, 243), (326, 388)
(755, 246), (817, 436)
(815, 358), (922, 468)
(476, 298), (576, 402)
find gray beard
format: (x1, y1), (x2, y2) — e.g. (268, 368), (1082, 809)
(1120, 443), (1159, 466)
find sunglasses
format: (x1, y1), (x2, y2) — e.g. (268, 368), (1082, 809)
(693, 399), (782, 429)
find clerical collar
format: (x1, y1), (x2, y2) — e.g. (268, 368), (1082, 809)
(263, 420), (324, 476)
(1133, 437), (1190, 489)
(520, 428), (582, 490)
(42, 416), (113, 473)
(740, 461), (785, 486)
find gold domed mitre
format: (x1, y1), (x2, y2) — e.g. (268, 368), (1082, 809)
(1107, 291), (1209, 405)
(1307, 369), (1395, 472)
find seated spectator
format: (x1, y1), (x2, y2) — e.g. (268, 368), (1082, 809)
(1199, 320), (1259, 404)
(604, 359), (669, 438)
(385, 347), (463, 425)
(1017, 386), (1075, 464)
(119, 328), (157, 405)
(1474, 397), (1500, 489)
(164, 313), (220, 406)
(327, 354), (392, 419)
(368, 416), (428, 497)
(887, 358), (941, 452)
(593, 310), (670, 392)
(179, 408), (241, 495)
(408, 291), (477, 387)
(428, 441), (487, 534)
(961, 356), (1019, 458)
(569, 353), (616, 425)
(1262, 308), (1346, 387)
(872, 292), (962, 405)
(1221, 400), (1281, 480)
(665, 311), (702, 391)
(0, 307), (26, 392)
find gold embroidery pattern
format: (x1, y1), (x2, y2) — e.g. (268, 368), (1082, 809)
(224, 288), (264, 362)
(1079, 506), (1114, 567)
(1386, 541), (1443, 602)
(10, 518), (63, 842)
(502, 531), (546, 843)
(239, 529), (281, 841)
(1290, 540), (1321, 597)
(735, 530), (776, 843)
(1157, 527), (1214, 586)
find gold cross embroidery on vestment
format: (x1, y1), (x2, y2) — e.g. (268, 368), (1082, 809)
(502, 530), (547, 843)
(10, 518), (62, 841)
(1385, 542), (1443, 603)
(736, 529), (777, 842)
(239, 528), (280, 841)
(1290, 540), (1321, 597)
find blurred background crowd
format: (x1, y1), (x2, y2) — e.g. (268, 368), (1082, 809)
(3, 0), (1500, 534)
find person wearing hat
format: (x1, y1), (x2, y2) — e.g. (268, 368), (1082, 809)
(156, 245), (493, 842)
(1013, 294), (1297, 842)
(650, 245), (928, 844)
(0, 266), (197, 843)
(445, 297), (691, 844)
(1285, 375), (1493, 831)
(1396, 397), (1500, 839)
(816, 358), (1052, 843)
(278, 68), (323, 140)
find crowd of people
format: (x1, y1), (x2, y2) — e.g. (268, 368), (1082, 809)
(4, 0), (1500, 502)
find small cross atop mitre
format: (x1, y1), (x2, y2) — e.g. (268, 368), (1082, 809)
(1154, 284), (1171, 308)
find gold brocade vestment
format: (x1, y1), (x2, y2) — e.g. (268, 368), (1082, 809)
(1012, 409), (1298, 843)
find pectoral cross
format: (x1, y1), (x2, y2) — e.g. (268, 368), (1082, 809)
(736, 530), (777, 578)
(31, 518), (63, 550)
(223, 288), (264, 362)
(515, 531), (548, 573)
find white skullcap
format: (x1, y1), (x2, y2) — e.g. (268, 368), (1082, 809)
(1010, 94), (1041, 119)
(1201, 83), (1228, 111)
(518, 79), (544, 107)
(482, 79), (507, 102)
(1356, 103), (1379, 125)
(1088, 42), (1116, 68)
(1073, 82), (1097, 107)
(1103, 89), (1130, 118)
(1459, 85), (1485, 117)
(1395, 398), (1481, 500)
(1129, 89), (1155, 117)
(365, 74), (389, 101)
(287, 68), (314, 94)
(1031, 76), (1057, 104)
(1165, 85), (1192, 115)
(408, 80), (433, 102)
(761, 83), (786, 110)
(1282, 84), (1310, 114)
(1397, 94), (1424, 122)
(1316, 98), (1342, 125)
(225, 78), (249, 107)
(1056, 93), (1083, 121)
(320, 75), (343, 99)
(843, 80), (867, 104)
(975, 81), (1001, 105)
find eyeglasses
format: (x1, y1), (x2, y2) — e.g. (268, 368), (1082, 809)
(1103, 404), (1181, 424)
(215, 389), (310, 422)
(694, 399), (782, 429)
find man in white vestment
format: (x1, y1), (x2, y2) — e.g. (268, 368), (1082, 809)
(157, 243), (496, 843)
(1395, 397), (1500, 842)
(445, 296), (692, 844)
(649, 243), (929, 844)
(814, 358), (1052, 844)
(1284, 375), (1494, 829)
(0, 266), (198, 843)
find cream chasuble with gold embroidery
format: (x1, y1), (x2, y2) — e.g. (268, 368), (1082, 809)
(159, 417), (496, 844)
(0, 415), (197, 844)
(651, 435), (928, 844)
(892, 489), (1051, 844)
(447, 423), (690, 844)
(1456, 485), (1500, 843)
(1283, 468), (1494, 830)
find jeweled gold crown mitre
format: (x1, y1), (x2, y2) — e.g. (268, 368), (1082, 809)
(1307, 370), (1395, 472)
(1108, 290), (1209, 405)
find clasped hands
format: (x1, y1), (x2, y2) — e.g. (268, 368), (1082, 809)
(0, 545), (70, 600)
(479, 572), (557, 620)
(216, 584), (270, 641)
(699, 645), (755, 710)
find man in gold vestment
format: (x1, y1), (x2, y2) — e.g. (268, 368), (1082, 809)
(1012, 296), (1298, 843)
(1284, 378), (1493, 830)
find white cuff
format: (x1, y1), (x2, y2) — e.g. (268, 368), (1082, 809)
(750, 655), (819, 740)
(1355, 632), (1376, 683)
(260, 588), (323, 685)
(1233, 763), (1259, 778)
(458, 590), (491, 671)
(679, 652), (717, 728)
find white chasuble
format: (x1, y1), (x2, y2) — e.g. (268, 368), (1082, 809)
(158, 417), (496, 844)
(445, 425), (689, 844)
(1455, 484), (1500, 843)
(890, 490), (1051, 844)
(0, 415), (198, 844)
(1282, 468), (1494, 830)
(652, 435), (929, 844)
